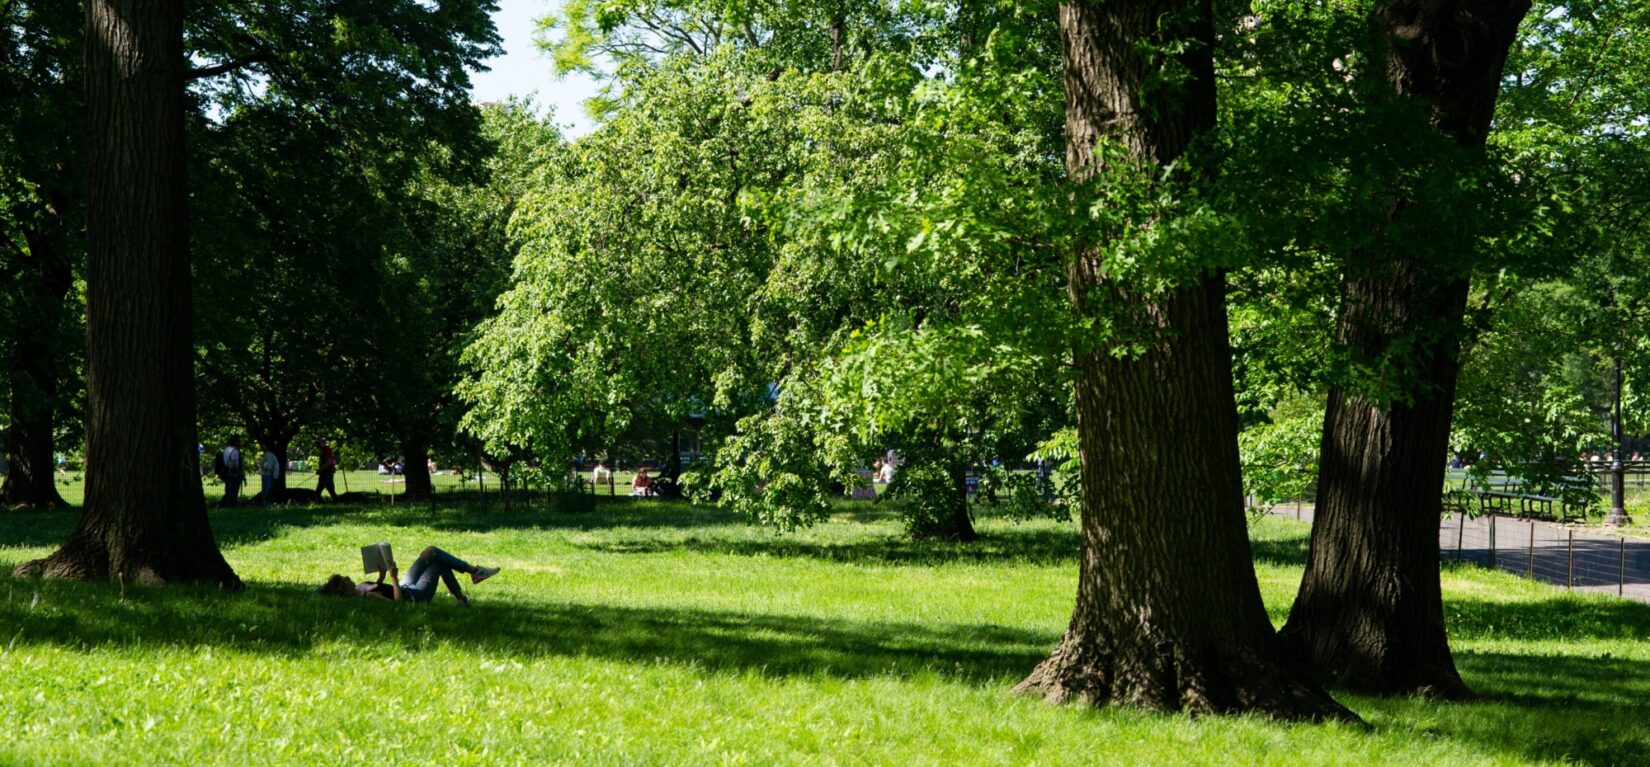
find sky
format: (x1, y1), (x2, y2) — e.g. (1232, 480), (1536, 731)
(468, 0), (602, 138)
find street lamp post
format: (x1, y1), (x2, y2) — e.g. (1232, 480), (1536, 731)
(1606, 356), (1632, 526)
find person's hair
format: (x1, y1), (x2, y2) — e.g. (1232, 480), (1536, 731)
(316, 573), (355, 597)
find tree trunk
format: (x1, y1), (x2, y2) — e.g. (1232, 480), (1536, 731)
(945, 461), (977, 542)
(1016, 0), (1352, 721)
(401, 438), (432, 499)
(14, 0), (239, 588)
(1, 208), (74, 510)
(253, 433), (293, 500)
(2, 274), (70, 508)
(1281, 277), (1471, 697)
(1280, 0), (1530, 697)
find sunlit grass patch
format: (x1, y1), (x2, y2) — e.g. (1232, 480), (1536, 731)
(2, 503), (1648, 764)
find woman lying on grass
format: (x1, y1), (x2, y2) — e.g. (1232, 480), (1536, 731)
(317, 546), (500, 607)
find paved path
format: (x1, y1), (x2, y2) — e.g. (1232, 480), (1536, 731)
(1265, 503), (1650, 604)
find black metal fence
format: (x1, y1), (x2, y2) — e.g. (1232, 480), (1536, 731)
(1440, 512), (1650, 598)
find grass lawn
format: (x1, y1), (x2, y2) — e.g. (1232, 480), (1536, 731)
(3, 499), (1650, 765)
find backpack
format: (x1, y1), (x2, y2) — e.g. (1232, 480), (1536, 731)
(212, 450), (228, 480)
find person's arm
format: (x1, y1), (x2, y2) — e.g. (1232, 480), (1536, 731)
(387, 564), (401, 601)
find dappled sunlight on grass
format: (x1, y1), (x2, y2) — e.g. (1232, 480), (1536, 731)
(4, 500), (1649, 763)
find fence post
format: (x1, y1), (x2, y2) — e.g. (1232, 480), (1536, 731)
(1621, 537), (1627, 597)
(1528, 521), (1535, 580)
(1295, 497), (1301, 521)
(1489, 513), (1497, 570)
(1567, 529), (1574, 590)
(1457, 510), (1467, 561)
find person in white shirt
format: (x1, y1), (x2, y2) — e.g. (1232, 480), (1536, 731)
(260, 448), (282, 507)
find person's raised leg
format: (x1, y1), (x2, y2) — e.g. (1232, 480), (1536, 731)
(401, 551), (436, 595)
(416, 546), (469, 604)
(420, 546), (500, 589)
(421, 546), (473, 572)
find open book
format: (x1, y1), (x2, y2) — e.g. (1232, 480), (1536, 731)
(360, 542), (395, 574)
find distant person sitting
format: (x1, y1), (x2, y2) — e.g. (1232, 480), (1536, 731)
(592, 461), (612, 486)
(316, 545), (501, 607)
(630, 467), (654, 497)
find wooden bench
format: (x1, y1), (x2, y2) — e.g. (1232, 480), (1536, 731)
(1443, 469), (1593, 522)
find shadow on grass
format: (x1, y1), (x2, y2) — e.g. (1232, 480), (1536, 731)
(0, 507), (79, 549)
(420, 498), (751, 534)
(1352, 648), (1650, 765)
(1445, 590), (1650, 642)
(0, 576), (1051, 685)
(1, 496), (752, 551)
(1248, 535), (1312, 569)
(210, 499), (750, 547)
(8, 575), (1650, 763)
(582, 526), (1080, 567)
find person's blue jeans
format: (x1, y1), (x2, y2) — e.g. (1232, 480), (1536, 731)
(261, 475), (275, 506)
(398, 547), (472, 602)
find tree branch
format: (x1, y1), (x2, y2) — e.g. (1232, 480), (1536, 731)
(187, 54), (273, 81)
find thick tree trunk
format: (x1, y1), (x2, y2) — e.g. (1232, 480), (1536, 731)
(401, 438), (432, 499)
(1281, 276), (1471, 697)
(14, 0), (239, 587)
(3, 313), (69, 508)
(2, 373), (68, 509)
(1280, 0), (1530, 697)
(1016, 0), (1352, 721)
(1019, 277), (1347, 718)
(1, 212), (74, 510)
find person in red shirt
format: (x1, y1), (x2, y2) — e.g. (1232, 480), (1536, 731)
(315, 436), (340, 502)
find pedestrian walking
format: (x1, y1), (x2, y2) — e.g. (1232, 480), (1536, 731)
(219, 436), (244, 507)
(314, 436), (340, 502)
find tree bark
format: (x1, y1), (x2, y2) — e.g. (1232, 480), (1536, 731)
(949, 463), (977, 541)
(401, 437), (432, 499)
(1280, 0), (1530, 698)
(1015, 0), (1353, 721)
(2, 231), (72, 508)
(14, 0), (239, 588)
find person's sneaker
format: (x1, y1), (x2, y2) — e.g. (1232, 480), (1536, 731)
(471, 565), (500, 585)
(455, 595), (471, 608)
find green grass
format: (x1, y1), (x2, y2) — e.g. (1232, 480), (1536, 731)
(3, 499), (1650, 765)
(45, 468), (496, 507)
(46, 468), (671, 507)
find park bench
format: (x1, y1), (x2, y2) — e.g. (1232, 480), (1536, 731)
(1444, 469), (1594, 522)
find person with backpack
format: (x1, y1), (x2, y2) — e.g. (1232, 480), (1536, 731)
(314, 436), (339, 502)
(219, 436), (244, 507)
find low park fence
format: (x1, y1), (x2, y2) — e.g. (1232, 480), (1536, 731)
(1439, 512), (1650, 598)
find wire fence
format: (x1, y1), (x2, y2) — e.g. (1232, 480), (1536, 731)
(1437, 512), (1650, 600)
(1265, 503), (1650, 603)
